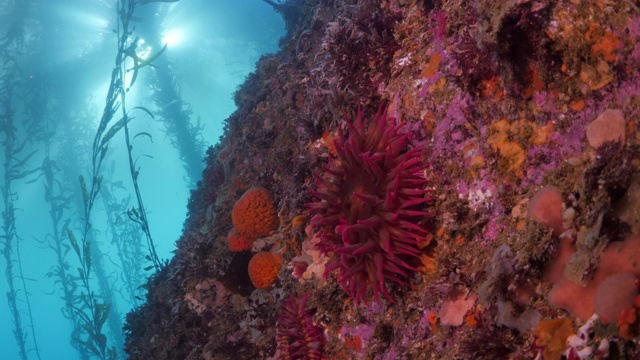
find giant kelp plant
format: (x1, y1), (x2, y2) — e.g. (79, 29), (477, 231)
(3, 0), (182, 358)
(22, 4), (95, 358)
(63, 0), (171, 358)
(0, 1), (42, 359)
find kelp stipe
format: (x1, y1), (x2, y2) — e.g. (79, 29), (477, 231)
(117, 15), (163, 273)
(139, 8), (205, 187)
(58, 108), (122, 360)
(16, 4), (100, 359)
(64, 0), (168, 358)
(100, 182), (147, 307)
(134, 5), (206, 187)
(147, 62), (206, 187)
(0, 1), (43, 359)
(41, 147), (92, 360)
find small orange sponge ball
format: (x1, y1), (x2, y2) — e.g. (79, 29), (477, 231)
(232, 187), (279, 239)
(227, 228), (254, 252)
(248, 251), (281, 289)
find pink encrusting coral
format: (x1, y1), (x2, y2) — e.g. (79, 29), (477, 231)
(548, 235), (640, 322)
(585, 109), (626, 149)
(308, 106), (432, 304)
(528, 185), (564, 236)
(276, 294), (324, 360)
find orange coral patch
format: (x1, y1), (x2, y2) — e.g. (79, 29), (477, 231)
(321, 131), (338, 156)
(232, 187), (279, 239)
(531, 124), (550, 145)
(470, 154), (485, 168)
(495, 141), (526, 175)
(291, 214), (307, 228)
(423, 112), (436, 132)
(344, 334), (362, 353)
(533, 318), (574, 360)
(569, 99), (585, 112)
(417, 233), (434, 249)
(428, 311), (438, 333)
(588, 25), (619, 61)
(580, 60), (613, 90)
(522, 67), (544, 98)
(420, 52), (441, 78)
(465, 313), (477, 326)
(248, 251), (282, 289)
(419, 254), (437, 274)
(227, 228), (254, 252)
(480, 76), (503, 99)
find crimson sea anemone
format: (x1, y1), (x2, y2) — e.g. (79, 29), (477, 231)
(308, 106), (432, 304)
(276, 293), (323, 359)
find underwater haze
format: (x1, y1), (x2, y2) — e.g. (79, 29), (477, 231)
(0, 0), (284, 359)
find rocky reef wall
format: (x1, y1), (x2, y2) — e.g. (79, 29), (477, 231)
(124, 1), (640, 359)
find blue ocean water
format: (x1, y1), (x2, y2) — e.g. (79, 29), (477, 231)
(0, 0), (284, 358)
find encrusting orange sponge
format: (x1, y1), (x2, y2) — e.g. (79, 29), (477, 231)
(227, 228), (254, 252)
(533, 317), (574, 360)
(231, 187), (279, 239)
(248, 251), (281, 289)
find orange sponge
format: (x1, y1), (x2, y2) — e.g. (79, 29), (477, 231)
(248, 251), (281, 289)
(232, 187), (278, 239)
(227, 228), (253, 252)
(533, 317), (574, 360)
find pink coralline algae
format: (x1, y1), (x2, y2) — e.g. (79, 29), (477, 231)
(308, 106), (432, 304)
(276, 293), (323, 360)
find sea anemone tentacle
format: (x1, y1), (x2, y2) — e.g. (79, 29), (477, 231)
(308, 105), (432, 304)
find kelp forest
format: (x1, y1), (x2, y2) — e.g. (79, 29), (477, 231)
(7, 0), (640, 359)
(0, 0), (283, 358)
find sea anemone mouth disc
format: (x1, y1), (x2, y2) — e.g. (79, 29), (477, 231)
(308, 106), (432, 304)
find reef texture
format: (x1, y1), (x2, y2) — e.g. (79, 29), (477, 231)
(124, 1), (640, 359)
(228, 228), (254, 252)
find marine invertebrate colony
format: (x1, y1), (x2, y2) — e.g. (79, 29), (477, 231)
(231, 187), (279, 239)
(248, 251), (281, 289)
(308, 106), (432, 303)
